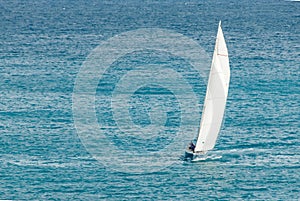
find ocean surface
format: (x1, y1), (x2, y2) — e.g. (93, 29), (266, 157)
(0, 0), (299, 200)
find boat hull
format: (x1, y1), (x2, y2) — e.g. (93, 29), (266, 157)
(184, 150), (194, 159)
(184, 150), (208, 161)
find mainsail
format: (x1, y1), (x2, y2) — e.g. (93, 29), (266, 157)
(194, 21), (230, 152)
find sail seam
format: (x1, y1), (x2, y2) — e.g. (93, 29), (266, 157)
(217, 53), (228, 57)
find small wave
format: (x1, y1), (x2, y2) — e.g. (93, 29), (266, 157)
(6, 158), (70, 168)
(1, 154), (93, 168)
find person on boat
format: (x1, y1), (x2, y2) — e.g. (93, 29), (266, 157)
(188, 142), (195, 153)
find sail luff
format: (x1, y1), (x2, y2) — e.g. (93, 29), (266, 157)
(194, 22), (230, 152)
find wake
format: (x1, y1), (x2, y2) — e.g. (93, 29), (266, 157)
(191, 154), (222, 162)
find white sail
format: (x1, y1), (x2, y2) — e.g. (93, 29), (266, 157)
(194, 21), (230, 152)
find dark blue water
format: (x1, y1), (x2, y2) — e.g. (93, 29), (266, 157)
(0, 0), (299, 200)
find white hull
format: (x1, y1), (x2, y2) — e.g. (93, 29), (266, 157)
(184, 150), (208, 161)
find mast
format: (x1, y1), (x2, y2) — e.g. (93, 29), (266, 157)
(194, 21), (230, 152)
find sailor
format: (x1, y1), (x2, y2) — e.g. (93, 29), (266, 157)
(188, 142), (195, 153)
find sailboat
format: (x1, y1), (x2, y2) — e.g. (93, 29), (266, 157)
(185, 21), (230, 160)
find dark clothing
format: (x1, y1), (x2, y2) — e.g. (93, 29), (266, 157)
(188, 142), (195, 152)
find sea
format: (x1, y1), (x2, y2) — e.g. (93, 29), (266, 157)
(0, 0), (299, 200)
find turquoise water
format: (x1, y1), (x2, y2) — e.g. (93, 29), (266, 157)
(1, 0), (299, 200)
